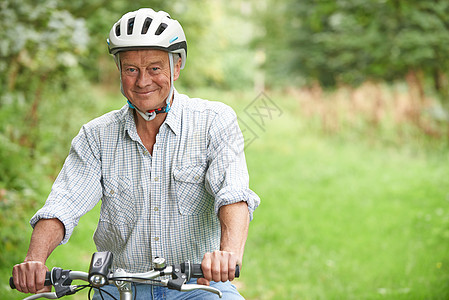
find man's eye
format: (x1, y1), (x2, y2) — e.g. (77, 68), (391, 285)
(152, 67), (160, 71)
(128, 68), (137, 72)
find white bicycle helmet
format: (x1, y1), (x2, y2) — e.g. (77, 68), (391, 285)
(107, 8), (187, 121)
(108, 8), (187, 69)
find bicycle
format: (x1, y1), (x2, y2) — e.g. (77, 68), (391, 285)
(10, 251), (240, 300)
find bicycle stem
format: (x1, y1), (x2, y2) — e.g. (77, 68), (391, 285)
(111, 267), (169, 300)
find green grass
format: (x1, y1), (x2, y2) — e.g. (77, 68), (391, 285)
(243, 140), (449, 299)
(232, 91), (449, 299)
(3, 87), (449, 299)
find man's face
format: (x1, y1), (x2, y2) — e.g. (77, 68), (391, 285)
(120, 49), (181, 112)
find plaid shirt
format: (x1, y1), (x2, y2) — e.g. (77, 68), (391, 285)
(31, 90), (260, 273)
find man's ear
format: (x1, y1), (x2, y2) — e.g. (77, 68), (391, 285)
(173, 56), (182, 81)
(114, 54), (121, 71)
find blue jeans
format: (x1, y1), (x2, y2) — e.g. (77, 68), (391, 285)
(92, 279), (244, 300)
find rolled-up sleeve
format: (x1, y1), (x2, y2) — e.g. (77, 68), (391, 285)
(30, 125), (102, 244)
(205, 105), (260, 220)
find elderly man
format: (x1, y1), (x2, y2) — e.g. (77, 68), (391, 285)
(12, 8), (259, 299)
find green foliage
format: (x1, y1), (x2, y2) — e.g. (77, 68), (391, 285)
(0, 0), (91, 187)
(175, 1), (257, 90)
(260, 0), (449, 100)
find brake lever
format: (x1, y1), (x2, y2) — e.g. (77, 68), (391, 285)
(180, 284), (223, 298)
(23, 292), (58, 300)
(166, 263), (223, 298)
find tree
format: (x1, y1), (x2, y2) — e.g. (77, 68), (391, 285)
(260, 0), (449, 102)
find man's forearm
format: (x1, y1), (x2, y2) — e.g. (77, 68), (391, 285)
(25, 218), (65, 263)
(218, 201), (249, 264)
(12, 218), (64, 294)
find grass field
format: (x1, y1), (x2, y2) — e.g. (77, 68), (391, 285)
(3, 86), (449, 299)
(242, 120), (449, 299)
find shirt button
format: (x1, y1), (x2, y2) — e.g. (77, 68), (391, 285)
(154, 207), (159, 212)
(110, 190), (114, 195)
(194, 176), (200, 181)
(154, 237), (159, 242)
(154, 177), (159, 181)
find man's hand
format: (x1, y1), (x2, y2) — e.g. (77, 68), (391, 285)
(197, 202), (249, 286)
(12, 261), (50, 294)
(11, 218), (64, 294)
(198, 250), (240, 286)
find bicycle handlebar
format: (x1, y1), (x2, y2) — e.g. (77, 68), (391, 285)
(10, 252), (240, 299)
(9, 264), (240, 289)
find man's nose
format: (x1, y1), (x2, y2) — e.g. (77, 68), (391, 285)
(136, 70), (152, 87)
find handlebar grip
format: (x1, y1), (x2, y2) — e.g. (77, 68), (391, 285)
(235, 265), (240, 278)
(190, 264), (240, 279)
(9, 272), (52, 289)
(190, 263), (203, 278)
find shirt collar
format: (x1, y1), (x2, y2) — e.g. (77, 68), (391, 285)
(123, 105), (140, 142)
(164, 89), (182, 136)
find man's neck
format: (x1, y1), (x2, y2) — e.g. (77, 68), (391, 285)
(134, 110), (167, 153)
(133, 93), (174, 152)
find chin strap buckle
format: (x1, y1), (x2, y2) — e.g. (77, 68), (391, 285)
(128, 100), (170, 121)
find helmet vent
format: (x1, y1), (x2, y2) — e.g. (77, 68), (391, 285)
(115, 24), (121, 37)
(155, 23), (168, 35)
(141, 17), (153, 34)
(127, 18), (135, 35)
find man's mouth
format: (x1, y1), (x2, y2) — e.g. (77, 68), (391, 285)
(135, 89), (157, 96)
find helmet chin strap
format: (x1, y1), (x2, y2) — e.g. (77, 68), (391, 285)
(118, 52), (175, 121)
